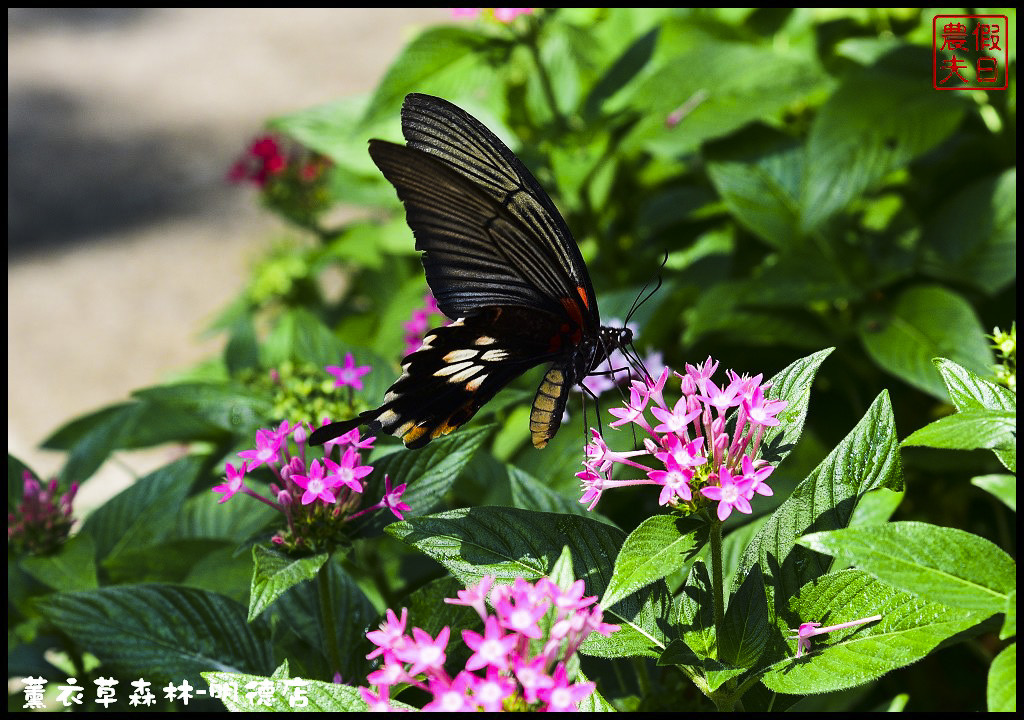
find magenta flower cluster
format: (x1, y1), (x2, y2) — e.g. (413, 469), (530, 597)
(227, 134), (287, 188)
(578, 357), (787, 520)
(451, 8), (534, 24)
(213, 420), (408, 550)
(8, 471), (78, 555)
(359, 575), (618, 711)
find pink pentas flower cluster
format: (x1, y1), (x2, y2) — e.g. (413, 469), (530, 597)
(360, 575), (617, 711)
(451, 8), (534, 24)
(213, 420), (409, 552)
(7, 471), (78, 555)
(403, 292), (447, 357)
(578, 356), (787, 520)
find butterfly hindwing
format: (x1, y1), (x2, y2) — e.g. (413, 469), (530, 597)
(351, 306), (579, 449)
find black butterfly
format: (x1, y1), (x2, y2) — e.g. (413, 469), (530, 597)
(310, 93), (632, 450)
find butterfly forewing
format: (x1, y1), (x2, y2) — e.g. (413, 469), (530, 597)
(369, 141), (569, 317)
(398, 94), (599, 330)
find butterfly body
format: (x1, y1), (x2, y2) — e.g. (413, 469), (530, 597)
(310, 94), (630, 450)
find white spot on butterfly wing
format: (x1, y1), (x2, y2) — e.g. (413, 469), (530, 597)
(443, 349), (478, 363)
(434, 360), (474, 377)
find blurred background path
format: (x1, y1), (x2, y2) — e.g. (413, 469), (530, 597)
(8, 8), (449, 506)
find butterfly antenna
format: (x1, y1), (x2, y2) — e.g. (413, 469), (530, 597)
(623, 250), (667, 327)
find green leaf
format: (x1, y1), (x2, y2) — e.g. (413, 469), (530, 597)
(801, 68), (967, 230)
(176, 490), (279, 543)
(248, 546), (328, 621)
(848, 487), (904, 526)
(934, 357), (1016, 413)
(37, 585), (274, 687)
(19, 534), (98, 591)
(798, 522), (1015, 615)
(677, 560), (716, 660)
(362, 425), (491, 530)
(133, 382), (274, 434)
(719, 564), (769, 668)
(971, 474), (1016, 512)
(359, 27), (498, 131)
(758, 348), (835, 466)
(706, 131), (804, 249)
(203, 668), (410, 711)
(988, 642), (1017, 712)
(924, 168), (1017, 294)
(81, 456), (199, 564)
(761, 569), (988, 694)
(602, 515), (706, 607)
(387, 506), (671, 659)
(623, 32), (825, 157)
(104, 538), (233, 585)
(508, 464), (595, 518)
(902, 409), (1016, 451)
(733, 391), (903, 612)
(859, 285), (993, 399)
(273, 559), (377, 683)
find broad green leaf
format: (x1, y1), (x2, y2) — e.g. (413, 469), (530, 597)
(248, 546), (328, 621)
(686, 286), (835, 348)
(799, 522), (1015, 615)
(273, 560), (377, 683)
(40, 403), (135, 451)
(758, 348), (835, 466)
(859, 285), (993, 399)
(801, 68), (967, 230)
(270, 95), (375, 171)
(672, 561), (747, 692)
(901, 408), (1016, 450)
(706, 131), (804, 249)
(733, 391), (903, 612)
(19, 534), (98, 592)
(104, 538), (234, 585)
(357, 425), (492, 533)
(37, 585), (274, 687)
(924, 168), (1016, 294)
(176, 490), (279, 543)
(387, 506), (670, 659)
(623, 32), (825, 157)
(133, 382), (274, 434)
(971, 474), (1016, 511)
(934, 357), (1016, 413)
(987, 642), (1017, 712)
(203, 669), (417, 711)
(261, 308), (345, 370)
(508, 464), (598, 519)
(720, 564), (769, 669)
(848, 487), (904, 526)
(81, 456), (199, 564)
(762, 569), (987, 694)
(677, 560), (715, 661)
(359, 27), (499, 132)
(602, 515), (706, 607)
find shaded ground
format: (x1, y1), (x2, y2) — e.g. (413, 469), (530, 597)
(8, 8), (449, 507)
